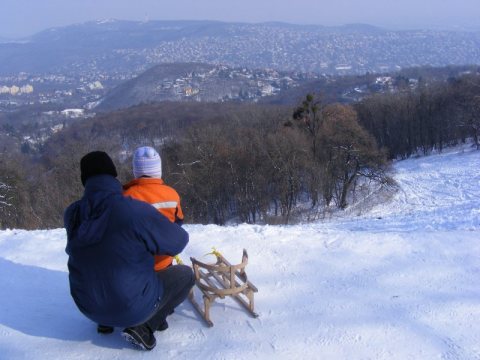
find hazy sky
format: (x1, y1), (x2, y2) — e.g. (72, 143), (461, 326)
(1, 0), (479, 37)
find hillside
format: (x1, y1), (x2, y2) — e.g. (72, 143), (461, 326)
(0, 145), (479, 359)
(96, 63), (480, 111)
(96, 63), (302, 111)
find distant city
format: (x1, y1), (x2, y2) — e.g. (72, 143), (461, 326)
(0, 20), (479, 115)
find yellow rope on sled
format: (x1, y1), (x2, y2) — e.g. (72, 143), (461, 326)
(204, 247), (222, 258)
(174, 255), (184, 265)
(175, 247), (221, 266)
(176, 247), (221, 265)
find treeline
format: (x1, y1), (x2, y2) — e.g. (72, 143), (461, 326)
(356, 73), (480, 159)
(162, 100), (388, 224)
(1, 71), (479, 229)
(0, 100), (388, 228)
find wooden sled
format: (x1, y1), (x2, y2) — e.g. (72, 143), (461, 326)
(188, 249), (258, 327)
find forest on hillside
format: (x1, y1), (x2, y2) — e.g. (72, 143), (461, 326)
(0, 71), (479, 229)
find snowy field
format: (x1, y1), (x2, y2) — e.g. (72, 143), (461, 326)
(0, 145), (479, 359)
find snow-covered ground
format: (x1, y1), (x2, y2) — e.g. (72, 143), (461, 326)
(0, 145), (479, 359)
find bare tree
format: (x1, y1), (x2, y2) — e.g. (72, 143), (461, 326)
(319, 104), (388, 209)
(291, 93), (325, 157)
(262, 128), (309, 223)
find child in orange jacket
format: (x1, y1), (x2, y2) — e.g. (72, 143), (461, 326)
(123, 146), (184, 271)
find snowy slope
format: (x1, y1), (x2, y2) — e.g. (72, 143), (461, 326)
(0, 145), (479, 360)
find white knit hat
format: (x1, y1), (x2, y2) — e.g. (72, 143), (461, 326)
(133, 146), (162, 179)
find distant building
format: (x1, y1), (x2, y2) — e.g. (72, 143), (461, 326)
(0, 84), (34, 95)
(185, 87), (199, 96)
(61, 109), (85, 118)
(261, 84), (275, 96)
(335, 65), (352, 71)
(10, 85), (19, 95)
(88, 81), (103, 90)
(375, 76), (393, 85)
(20, 85), (34, 94)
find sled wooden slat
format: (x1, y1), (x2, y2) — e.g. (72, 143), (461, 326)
(189, 249), (258, 326)
(209, 270), (259, 318)
(215, 253), (258, 293)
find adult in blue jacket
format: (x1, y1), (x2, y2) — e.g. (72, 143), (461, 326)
(64, 151), (194, 351)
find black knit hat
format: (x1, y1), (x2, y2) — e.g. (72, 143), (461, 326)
(80, 151), (118, 186)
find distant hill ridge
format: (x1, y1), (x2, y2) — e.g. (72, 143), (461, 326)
(96, 62), (310, 110)
(97, 62), (480, 111)
(0, 19), (479, 76)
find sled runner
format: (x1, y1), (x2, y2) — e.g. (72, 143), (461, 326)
(188, 249), (258, 327)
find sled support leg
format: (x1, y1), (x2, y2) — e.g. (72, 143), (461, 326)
(188, 290), (214, 327)
(188, 249), (258, 326)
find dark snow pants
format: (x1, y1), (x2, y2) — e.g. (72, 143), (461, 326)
(143, 264), (195, 331)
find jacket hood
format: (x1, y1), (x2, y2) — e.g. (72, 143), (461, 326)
(65, 175), (122, 252)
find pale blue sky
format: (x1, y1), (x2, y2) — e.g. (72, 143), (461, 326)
(1, 0), (479, 37)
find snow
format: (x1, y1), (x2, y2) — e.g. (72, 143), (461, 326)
(0, 145), (479, 359)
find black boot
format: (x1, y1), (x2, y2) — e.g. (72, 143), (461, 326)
(122, 325), (156, 351)
(97, 324), (114, 334)
(157, 320), (169, 331)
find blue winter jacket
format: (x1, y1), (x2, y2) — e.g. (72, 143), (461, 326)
(64, 174), (189, 327)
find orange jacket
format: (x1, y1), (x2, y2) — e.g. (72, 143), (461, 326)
(123, 178), (184, 271)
